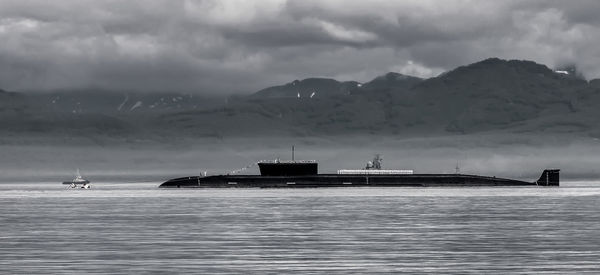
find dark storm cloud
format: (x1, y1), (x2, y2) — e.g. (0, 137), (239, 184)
(1, 0), (599, 94)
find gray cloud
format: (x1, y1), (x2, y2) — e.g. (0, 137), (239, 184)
(1, 0), (600, 94)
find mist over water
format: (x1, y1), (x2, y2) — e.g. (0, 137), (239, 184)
(3, 135), (600, 273)
(1, 182), (600, 274)
(2, 135), (600, 182)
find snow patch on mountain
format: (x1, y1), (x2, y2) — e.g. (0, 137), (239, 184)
(118, 94), (129, 111)
(130, 101), (143, 111)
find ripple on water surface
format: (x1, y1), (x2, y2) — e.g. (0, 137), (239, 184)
(1, 182), (600, 274)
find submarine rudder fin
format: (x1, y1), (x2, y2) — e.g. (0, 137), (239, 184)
(535, 169), (560, 186)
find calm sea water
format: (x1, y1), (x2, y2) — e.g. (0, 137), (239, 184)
(1, 182), (600, 274)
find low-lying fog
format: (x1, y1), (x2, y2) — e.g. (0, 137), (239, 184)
(2, 134), (600, 183)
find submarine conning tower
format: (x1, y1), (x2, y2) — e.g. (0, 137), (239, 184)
(258, 160), (318, 176)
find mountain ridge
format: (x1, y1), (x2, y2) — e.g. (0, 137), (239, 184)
(2, 57), (600, 142)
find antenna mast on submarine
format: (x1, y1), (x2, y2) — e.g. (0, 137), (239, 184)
(292, 145), (295, 161)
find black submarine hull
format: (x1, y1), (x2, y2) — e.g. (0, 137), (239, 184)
(159, 170), (559, 188)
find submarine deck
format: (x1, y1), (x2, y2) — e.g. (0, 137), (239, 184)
(159, 173), (543, 188)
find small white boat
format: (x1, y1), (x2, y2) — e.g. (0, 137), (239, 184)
(62, 169), (91, 188)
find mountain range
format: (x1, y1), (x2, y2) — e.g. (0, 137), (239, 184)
(2, 57), (600, 143)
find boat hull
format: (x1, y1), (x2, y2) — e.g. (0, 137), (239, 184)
(62, 180), (90, 185)
(159, 173), (544, 188)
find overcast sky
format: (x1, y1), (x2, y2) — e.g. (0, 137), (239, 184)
(1, 0), (600, 94)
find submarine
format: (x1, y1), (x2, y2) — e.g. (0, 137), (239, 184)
(159, 153), (559, 188)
